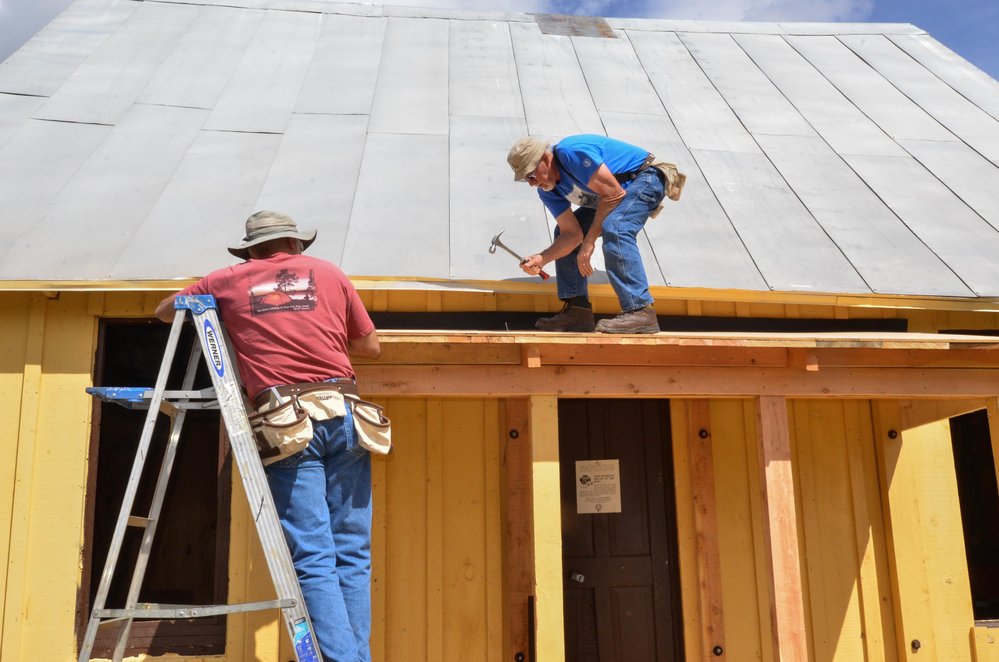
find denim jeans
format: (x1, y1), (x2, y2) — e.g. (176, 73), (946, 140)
(553, 168), (665, 311)
(265, 410), (372, 662)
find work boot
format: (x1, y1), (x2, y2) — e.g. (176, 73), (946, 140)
(595, 306), (660, 334)
(535, 303), (596, 332)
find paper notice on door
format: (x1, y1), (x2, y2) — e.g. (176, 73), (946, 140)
(575, 459), (622, 514)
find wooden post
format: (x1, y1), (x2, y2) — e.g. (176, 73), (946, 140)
(686, 400), (726, 660)
(529, 395), (565, 662)
(754, 396), (808, 661)
(503, 399), (535, 662)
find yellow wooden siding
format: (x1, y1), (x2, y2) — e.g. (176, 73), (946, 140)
(1, 293), (96, 661)
(875, 403), (977, 660)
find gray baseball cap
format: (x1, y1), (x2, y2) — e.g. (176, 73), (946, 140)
(228, 211), (317, 259)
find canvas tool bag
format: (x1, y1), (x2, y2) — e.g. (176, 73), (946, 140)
(249, 397), (313, 466)
(647, 158), (686, 219)
(251, 381), (391, 462)
(346, 394), (393, 455)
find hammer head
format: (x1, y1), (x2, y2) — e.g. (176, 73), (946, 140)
(488, 231), (504, 254)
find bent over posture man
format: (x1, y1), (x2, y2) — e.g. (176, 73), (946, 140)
(155, 211), (380, 662)
(507, 134), (684, 334)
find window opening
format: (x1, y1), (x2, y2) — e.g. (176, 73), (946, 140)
(78, 319), (231, 657)
(950, 409), (999, 622)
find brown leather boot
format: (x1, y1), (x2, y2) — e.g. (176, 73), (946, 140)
(535, 303), (596, 332)
(595, 306), (660, 334)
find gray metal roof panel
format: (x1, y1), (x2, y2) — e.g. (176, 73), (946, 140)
(599, 111), (767, 292)
(294, 14), (386, 115)
(573, 32), (665, 116)
(2, 0), (998, 302)
(677, 32), (815, 138)
(691, 148), (870, 293)
(888, 34), (999, 122)
(341, 132), (450, 278)
(203, 10), (321, 134)
(448, 115), (546, 282)
(630, 31), (759, 153)
(0, 94), (44, 151)
(0, 119), (111, 264)
(449, 20), (523, 120)
(368, 17), (450, 135)
(899, 139), (999, 234)
(786, 35), (955, 142)
(840, 34), (999, 165)
(733, 33), (906, 157)
(756, 133), (973, 296)
(109, 130), (282, 279)
(0, 0), (138, 97)
(254, 113), (368, 262)
(137, 6), (263, 110)
(3, 105), (208, 279)
(511, 23), (603, 137)
(33, 1), (198, 125)
(843, 153), (999, 296)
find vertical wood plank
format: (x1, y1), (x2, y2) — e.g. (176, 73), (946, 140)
(0, 294), (45, 661)
(484, 399), (504, 662)
(503, 398), (535, 662)
(529, 395), (564, 662)
(754, 395), (809, 662)
(686, 400), (726, 660)
(426, 399), (445, 662)
(670, 401), (702, 662)
(369, 396), (388, 662)
(843, 401), (894, 662)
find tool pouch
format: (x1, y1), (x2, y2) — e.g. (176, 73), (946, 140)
(346, 395), (392, 455)
(648, 161), (686, 219)
(295, 386), (348, 420)
(249, 398), (313, 466)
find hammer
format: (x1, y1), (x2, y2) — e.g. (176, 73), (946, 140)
(489, 231), (550, 280)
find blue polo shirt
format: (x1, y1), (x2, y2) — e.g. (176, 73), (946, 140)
(538, 134), (649, 218)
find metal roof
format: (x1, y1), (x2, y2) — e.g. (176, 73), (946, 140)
(2, 0), (999, 299)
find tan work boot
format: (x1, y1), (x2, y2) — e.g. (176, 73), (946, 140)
(595, 306), (660, 334)
(535, 303), (596, 332)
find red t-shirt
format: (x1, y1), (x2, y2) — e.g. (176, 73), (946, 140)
(177, 252), (375, 398)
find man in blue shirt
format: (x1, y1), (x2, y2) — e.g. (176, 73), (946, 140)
(507, 134), (684, 333)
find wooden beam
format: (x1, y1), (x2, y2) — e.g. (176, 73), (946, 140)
(988, 398), (999, 514)
(686, 401), (726, 660)
(754, 396), (808, 662)
(356, 364), (999, 399)
(898, 399), (989, 430)
(502, 399), (535, 662)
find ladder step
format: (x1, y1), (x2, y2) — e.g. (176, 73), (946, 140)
(94, 598), (296, 620)
(126, 516), (153, 528)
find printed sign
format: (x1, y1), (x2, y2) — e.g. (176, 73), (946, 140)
(575, 459), (622, 514)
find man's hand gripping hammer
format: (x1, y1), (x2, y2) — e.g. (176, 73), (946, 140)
(489, 231), (550, 280)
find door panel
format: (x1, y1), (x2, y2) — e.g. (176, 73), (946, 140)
(559, 399), (683, 662)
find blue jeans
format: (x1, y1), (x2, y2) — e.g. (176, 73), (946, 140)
(266, 410), (372, 662)
(553, 168), (665, 311)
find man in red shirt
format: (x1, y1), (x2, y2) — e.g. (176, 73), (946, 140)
(156, 211), (380, 662)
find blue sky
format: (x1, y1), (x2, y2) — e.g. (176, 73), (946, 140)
(1, 0), (997, 81)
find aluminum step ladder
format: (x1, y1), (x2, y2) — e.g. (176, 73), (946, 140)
(79, 294), (320, 662)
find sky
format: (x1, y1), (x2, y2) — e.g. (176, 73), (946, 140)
(1, 0), (997, 81)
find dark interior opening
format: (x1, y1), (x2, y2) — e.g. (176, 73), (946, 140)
(369, 310), (908, 333)
(79, 319), (231, 657)
(950, 409), (999, 622)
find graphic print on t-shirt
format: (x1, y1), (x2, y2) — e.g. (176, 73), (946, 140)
(249, 268), (317, 315)
(565, 183), (598, 209)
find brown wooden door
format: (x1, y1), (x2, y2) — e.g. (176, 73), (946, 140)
(559, 399), (683, 661)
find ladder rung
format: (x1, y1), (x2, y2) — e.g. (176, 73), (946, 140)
(127, 516), (153, 528)
(94, 598), (296, 620)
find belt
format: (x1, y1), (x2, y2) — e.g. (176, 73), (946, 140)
(614, 153), (657, 184)
(254, 378), (359, 409)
